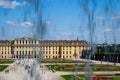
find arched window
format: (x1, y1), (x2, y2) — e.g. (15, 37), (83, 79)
(22, 51), (24, 55)
(20, 51), (21, 55)
(16, 51), (18, 55)
(26, 51), (27, 55)
(26, 40), (27, 44)
(34, 51), (36, 55)
(29, 51), (30, 55)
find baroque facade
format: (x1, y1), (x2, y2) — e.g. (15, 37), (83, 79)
(0, 40), (11, 59)
(0, 38), (88, 59)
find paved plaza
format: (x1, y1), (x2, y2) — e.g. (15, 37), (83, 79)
(0, 59), (64, 80)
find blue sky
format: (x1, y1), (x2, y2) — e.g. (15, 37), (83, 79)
(0, 0), (120, 44)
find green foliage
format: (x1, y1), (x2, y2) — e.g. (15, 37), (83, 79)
(0, 60), (14, 64)
(96, 44), (120, 54)
(61, 75), (79, 80)
(0, 65), (8, 71)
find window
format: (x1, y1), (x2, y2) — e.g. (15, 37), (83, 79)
(66, 56), (68, 58)
(66, 51), (68, 54)
(20, 52), (21, 55)
(16, 51), (18, 55)
(22, 51), (24, 55)
(20, 51), (21, 54)
(34, 51), (36, 55)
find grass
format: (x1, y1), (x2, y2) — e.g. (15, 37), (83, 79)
(0, 59), (14, 64)
(61, 75), (79, 80)
(0, 65), (8, 71)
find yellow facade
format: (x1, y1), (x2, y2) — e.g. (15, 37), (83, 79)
(0, 38), (88, 59)
(40, 40), (87, 59)
(0, 40), (11, 59)
(12, 38), (40, 59)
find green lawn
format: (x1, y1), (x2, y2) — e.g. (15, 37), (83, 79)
(0, 65), (8, 71)
(0, 60), (14, 64)
(61, 75), (79, 80)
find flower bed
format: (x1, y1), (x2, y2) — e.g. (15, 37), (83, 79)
(62, 74), (120, 80)
(46, 64), (120, 71)
(93, 74), (120, 80)
(42, 59), (85, 63)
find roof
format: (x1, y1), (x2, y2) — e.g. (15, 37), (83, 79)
(40, 40), (87, 44)
(0, 40), (11, 44)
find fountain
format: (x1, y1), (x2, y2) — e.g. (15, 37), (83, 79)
(0, 0), (46, 79)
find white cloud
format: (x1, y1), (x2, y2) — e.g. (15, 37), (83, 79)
(20, 21), (33, 27)
(104, 29), (112, 32)
(6, 21), (33, 27)
(96, 16), (104, 20)
(111, 16), (120, 20)
(115, 11), (120, 15)
(45, 20), (52, 25)
(0, 0), (27, 9)
(62, 32), (73, 35)
(6, 21), (16, 25)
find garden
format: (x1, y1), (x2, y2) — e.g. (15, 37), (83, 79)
(92, 74), (120, 80)
(0, 65), (8, 71)
(46, 64), (120, 71)
(61, 75), (79, 80)
(0, 59), (14, 64)
(42, 59), (85, 63)
(62, 74), (120, 80)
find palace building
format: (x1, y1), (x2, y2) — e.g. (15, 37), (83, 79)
(0, 40), (12, 59)
(12, 38), (40, 59)
(0, 38), (88, 59)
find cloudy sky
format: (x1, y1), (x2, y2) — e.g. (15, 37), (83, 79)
(0, 0), (120, 44)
